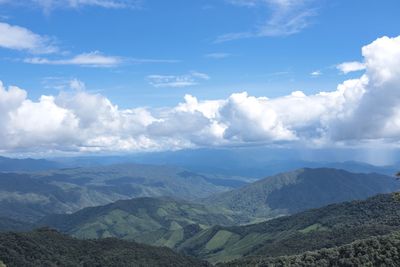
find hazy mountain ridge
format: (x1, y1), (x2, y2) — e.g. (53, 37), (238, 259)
(0, 157), (61, 172)
(92, 149), (398, 178)
(204, 168), (400, 222)
(0, 163), (236, 223)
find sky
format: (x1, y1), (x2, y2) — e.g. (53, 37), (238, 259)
(0, 0), (400, 156)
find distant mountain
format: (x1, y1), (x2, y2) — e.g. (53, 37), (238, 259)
(38, 197), (241, 248)
(37, 163), (236, 200)
(181, 193), (400, 263)
(78, 148), (397, 178)
(222, 229), (400, 267)
(0, 217), (32, 232)
(0, 172), (85, 222)
(0, 228), (209, 267)
(0, 164), (232, 223)
(204, 168), (400, 222)
(0, 156), (61, 172)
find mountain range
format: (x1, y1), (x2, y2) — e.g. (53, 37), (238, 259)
(3, 191), (400, 266)
(1, 156), (400, 266)
(32, 168), (400, 255)
(0, 163), (241, 222)
(204, 168), (400, 222)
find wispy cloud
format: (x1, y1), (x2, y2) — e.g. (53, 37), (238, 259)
(226, 0), (260, 7)
(129, 58), (181, 64)
(42, 77), (86, 91)
(147, 71), (210, 88)
(310, 70), (321, 77)
(24, 52), (180, 67)
(0, 22), (58, 54)
(217, 0), (317, 42)
(24, 51), (122, 67)
(0, 0), (142, 12)
(337, 61), (366, 74)
(205, 52), (231, 59)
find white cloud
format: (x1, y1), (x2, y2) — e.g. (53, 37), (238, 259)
(0, 22), (57, 54)
(24, 51), (122, 67)
(2, 36), (400, 154)
(218, 0), (316, 42)
(329, 36), (400, 142)
(310, 70), (321, 77)
(25, 53), (180, 67)
(337, 61), (366, 74)
(147, 72), (210, 88)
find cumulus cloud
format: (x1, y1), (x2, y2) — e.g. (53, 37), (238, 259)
(147, 72), (210, 88)
(1, 35), (400, 154)
(337, 61), (366, 74)
(0, 22), (57, 54)
(329, 36), (400, 142)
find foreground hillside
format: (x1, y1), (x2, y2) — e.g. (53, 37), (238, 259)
(39, 197), (241, 248)
(0, 228), (209, 267)
(221, 230), (400, 267)
(0, 163), (234, 222)
(181, 193), (400, 263)
(205, 168), (399, 222)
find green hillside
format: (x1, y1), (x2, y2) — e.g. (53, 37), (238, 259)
(39, 197), (241, 248)
(222, 230), (400, 267)
(205, 168), (400, 223)
(0, 228), (210, 267)
(180, 193), (400, 263)
(0, 163), (233, 223)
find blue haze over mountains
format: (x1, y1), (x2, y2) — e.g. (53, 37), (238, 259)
(2, 148), (399, 183)
(45, 148), (400, 179)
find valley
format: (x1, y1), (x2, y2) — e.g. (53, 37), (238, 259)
(0, 156), (400, 266)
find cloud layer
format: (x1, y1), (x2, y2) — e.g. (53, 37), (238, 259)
(1, 35), (400, 154)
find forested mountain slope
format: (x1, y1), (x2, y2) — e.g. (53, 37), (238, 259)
(0, 228), (210, 267)
(221, 229), (400, 267)
(181, 193), (400, 263)
(205, 168), (400, 222)
(39, 197), (241, 248)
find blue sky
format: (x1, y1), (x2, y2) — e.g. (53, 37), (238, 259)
(0, 0), (398, 107)
(1, 0), (400, 155)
